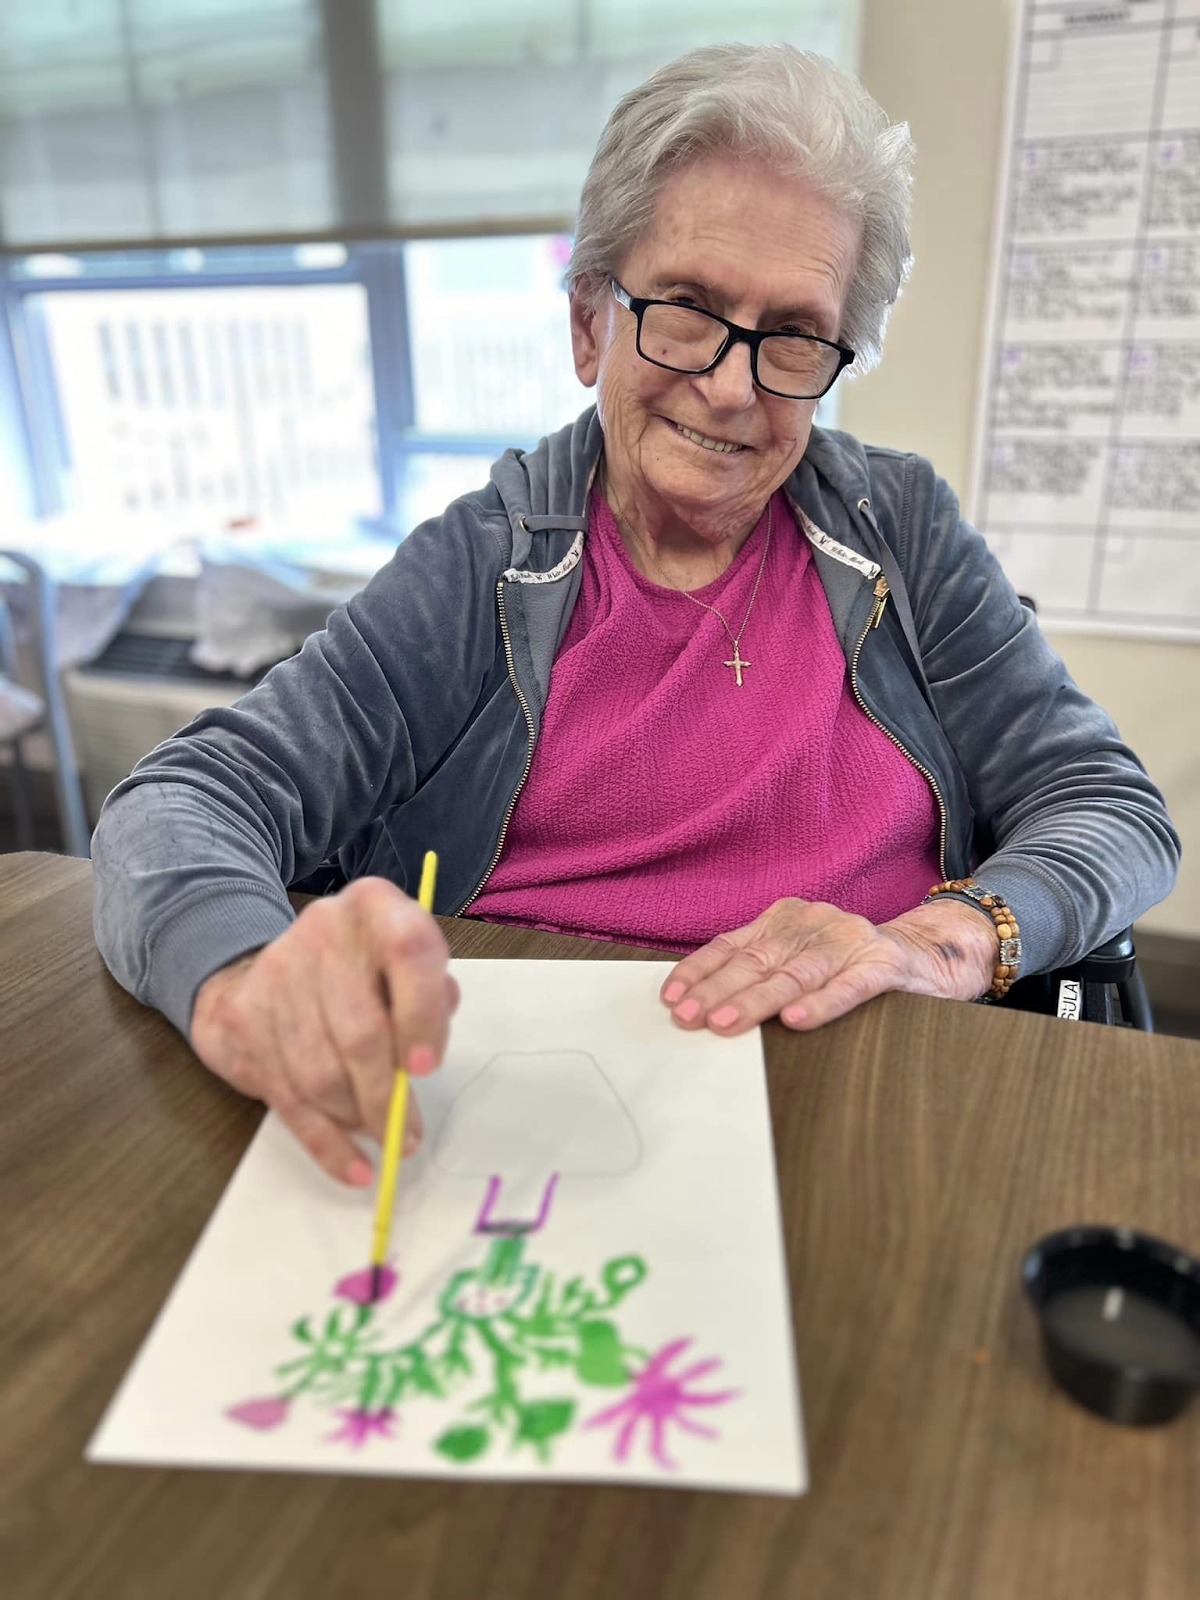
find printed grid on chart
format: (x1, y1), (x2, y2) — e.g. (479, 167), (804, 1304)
(970, 0), (1200, 639)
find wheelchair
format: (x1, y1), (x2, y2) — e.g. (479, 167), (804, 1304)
(991, 592), (1152, 1031)
(994, 928), (1152, 1030)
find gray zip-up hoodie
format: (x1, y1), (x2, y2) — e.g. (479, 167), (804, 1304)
(91, 408), (1180, 1037)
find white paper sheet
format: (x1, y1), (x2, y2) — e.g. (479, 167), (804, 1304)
(88, 961), (805, 1496)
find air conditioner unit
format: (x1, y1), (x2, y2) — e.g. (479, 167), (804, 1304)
(64, 632), (259, 823)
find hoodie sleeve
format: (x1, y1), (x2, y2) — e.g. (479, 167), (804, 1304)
(91, 505), (505, 1038)
(897, 454), (1180, 974)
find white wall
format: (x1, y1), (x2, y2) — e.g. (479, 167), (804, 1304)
(842, 0), (1198, 938)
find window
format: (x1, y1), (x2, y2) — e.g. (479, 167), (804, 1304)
(396, 233), (588, 527)
(3, 227), (839, 553)
(3, 233), (588, 547)
(30, 282), (376, 527)
(405, 235), (583, 439)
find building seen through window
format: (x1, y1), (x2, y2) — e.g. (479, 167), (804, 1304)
(34, 283), (377, 530)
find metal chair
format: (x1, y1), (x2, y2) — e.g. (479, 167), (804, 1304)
(0, 550), (90, 857)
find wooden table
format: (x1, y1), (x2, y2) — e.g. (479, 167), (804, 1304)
(4, 851), (1200, 1600)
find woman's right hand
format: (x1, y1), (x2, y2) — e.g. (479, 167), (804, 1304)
(189, 877), (458, 1186)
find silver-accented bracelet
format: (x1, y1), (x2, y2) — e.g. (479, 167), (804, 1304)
(922, 877), (1022, 1002)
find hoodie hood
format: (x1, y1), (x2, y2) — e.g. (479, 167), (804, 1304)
(489, 408), (604, 572)
(489, 403), (880, 574)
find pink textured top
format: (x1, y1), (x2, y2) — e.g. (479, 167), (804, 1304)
(468, 490), (941, 951)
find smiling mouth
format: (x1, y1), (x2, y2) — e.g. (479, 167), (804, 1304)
(665, 418), (748, 455)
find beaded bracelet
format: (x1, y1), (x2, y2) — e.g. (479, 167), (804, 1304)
(922, 877), (1022, 1002)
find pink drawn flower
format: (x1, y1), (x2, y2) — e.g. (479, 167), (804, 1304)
(225, 1394), (292, 1430)
(585, 1338), (739, 1471)
(333, 1263), (398, 1305)
(323, 1405), (398, 1448)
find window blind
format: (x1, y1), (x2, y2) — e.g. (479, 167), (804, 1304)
(0, 0), (859, 249)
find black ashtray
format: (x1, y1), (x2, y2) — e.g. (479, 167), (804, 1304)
(1022, 1226), (1200, 1425)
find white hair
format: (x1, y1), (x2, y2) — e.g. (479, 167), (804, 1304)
(566, 44), (916, 374)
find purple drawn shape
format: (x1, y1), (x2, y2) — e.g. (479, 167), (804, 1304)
(473, 1171), (560, 1235)
(324, 1406), (398, 1448)
(225, 1394), (292, 1431)
(585, 1338), (739, 1471)
(334, 1262), (398, 1305)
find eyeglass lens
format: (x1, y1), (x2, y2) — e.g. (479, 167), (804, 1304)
(639, 302), (838, 398)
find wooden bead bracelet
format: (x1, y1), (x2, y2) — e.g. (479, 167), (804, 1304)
(922, 876), (1022, 1002)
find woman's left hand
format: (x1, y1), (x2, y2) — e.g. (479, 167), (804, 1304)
(660, 896), (998, 1034)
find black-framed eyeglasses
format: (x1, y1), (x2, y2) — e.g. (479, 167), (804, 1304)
(610, 277), (855, 401)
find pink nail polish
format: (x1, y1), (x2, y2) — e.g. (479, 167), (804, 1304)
(710, 1005), (739, 1028)
(663, 981), (685, 1004)
(407, 1044), (436, 1075)
(347, 1158), (373, 1187)
(674, 998), (701, 1023)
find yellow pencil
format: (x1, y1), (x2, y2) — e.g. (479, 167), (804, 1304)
(369, 849), (438, 1302)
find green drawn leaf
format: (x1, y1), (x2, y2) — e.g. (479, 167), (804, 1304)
(576, 1320), (628, 1386)
(514, 1398), (575, 1460)
(361, 1357), (383, 1411)
(438, 1346), (473, 1382)
(382, 1366), (409, 1410)
(435, 1425), (491, 1463)
(559, 1275), (589, 1317)
(601, 1256), (647, 1307)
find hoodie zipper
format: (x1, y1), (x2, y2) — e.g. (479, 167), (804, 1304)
(849, 571), (948, 882)
(455, 578), (537, 914)
(868, 575), (889, 629)
(457, 461), (601, 915)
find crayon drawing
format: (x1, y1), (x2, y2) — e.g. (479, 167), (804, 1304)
(88, 961), (806, 1495)
(226, 1212), (738, 1471)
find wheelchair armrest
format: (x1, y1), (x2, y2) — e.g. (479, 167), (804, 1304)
(289, 860), (349, 898)
(1074, 927), (1137, 983)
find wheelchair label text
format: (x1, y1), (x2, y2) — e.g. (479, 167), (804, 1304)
(1057, 979), (1083, 1021)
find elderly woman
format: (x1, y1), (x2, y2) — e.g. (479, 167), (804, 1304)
(93, 45), (1178, 1184)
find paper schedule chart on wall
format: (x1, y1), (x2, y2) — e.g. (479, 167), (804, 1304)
(88, 960), (806, 1496)
(969, 0), (1200, 639)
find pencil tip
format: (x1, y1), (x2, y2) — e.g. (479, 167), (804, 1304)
(369, 1265), (382, 1304)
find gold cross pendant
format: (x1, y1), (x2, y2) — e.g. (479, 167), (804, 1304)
(723, 645), (750, 687)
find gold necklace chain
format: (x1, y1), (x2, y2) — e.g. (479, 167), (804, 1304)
(602, 472), (775, 687)
(666, 500), (773, 686)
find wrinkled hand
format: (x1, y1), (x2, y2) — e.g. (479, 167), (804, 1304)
(660, 896), (996, 1034)
(190, 878), (458, 1185)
